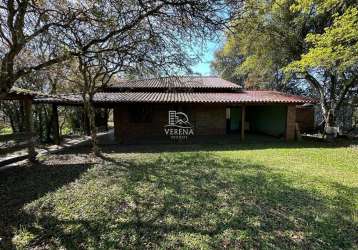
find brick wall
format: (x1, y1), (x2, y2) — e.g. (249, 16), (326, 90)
(296, 106), (315, 133)
(114, 103), (297, 143)
(114, 104), (226, 143)
(286, 105), (296, 140)
(192, 105), (226, 136)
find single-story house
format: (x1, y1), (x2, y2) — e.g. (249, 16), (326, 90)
(34, 76), (316, 144)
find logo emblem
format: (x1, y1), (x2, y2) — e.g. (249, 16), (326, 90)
(164, 111), (194, 140)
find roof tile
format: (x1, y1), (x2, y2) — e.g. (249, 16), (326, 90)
(108, 76), (241, 90)
(34, 91), (316, 105)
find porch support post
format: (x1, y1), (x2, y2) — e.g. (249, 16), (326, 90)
(52, 104), (60, 145)
(24, 98), (36, 161)
(241, 105), (246, 140)
(286, 105), (296, 141)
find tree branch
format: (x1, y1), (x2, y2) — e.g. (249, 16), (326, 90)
(82, 2), (168, 51)
(304, 71), (328, 113)
(15, 53), (75, 80)
(334, 75), (357, 113)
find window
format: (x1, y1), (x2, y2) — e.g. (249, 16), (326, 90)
(128, 105), (153, 123)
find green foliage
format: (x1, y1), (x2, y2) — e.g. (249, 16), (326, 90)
(213, 0), (306, 89)
(290, 0), (344, 14)
(213, 0), (357, 126)
(0, 126), (12, 135)
(286, 7), (358, 74)
(211, 36), (245, 84)
(1, 142), (357, 249)
(61, 126), (72, 136)
(213, 0), (357, 90)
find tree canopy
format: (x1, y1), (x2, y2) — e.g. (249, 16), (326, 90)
(286, 6), (358, 75)
(213, 0), (358, 127)
(0, 0), (234, 97)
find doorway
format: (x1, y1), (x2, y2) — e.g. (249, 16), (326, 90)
(226, 107), (242, 134)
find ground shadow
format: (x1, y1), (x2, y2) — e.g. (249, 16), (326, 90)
(50, 131), (358, 155)
(0, 161), (93, 249)
(9, 153), (357, 249)
(54, 138), (357, 156)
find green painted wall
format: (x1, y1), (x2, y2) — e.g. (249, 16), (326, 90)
(247, 105), (287, 137)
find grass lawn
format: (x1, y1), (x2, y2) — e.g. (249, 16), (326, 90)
(0, 141), (357, 249)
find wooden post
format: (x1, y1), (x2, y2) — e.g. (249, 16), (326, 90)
(52, 104), (60, 145)
(241, 105), (246, 140)
(24, 98), (36, 161)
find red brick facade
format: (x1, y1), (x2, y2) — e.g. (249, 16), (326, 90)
(296, 106), (315, 133)
(114, 104), (226, 143)
(32, 76), (312, 144)
(286, 105), (296, 140)
(114, 103), (297, 143)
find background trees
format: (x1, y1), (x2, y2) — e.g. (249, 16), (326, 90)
(0, 0), (79, 96)
(213, 0), (358, 129)
(286, 5), (358, 128)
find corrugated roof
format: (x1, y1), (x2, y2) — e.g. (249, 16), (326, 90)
(34, 91), (316, 105)
(107, 76), (241, 90)
(33, 94), (83, 105)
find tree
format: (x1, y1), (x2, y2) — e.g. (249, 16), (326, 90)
(55, 0), (233, 155)
(71, 53), (120, 155)
(0, 0), (80, 96)
(213, 0), (358, 129)
(285, 6), (358, 128)
(1, 0), (233, 98)
(211, 37), (245, 85)
(213, 0), (305, 89)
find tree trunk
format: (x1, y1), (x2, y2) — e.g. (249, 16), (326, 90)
(38, 109), (43, 141)
(323, 108), (339, 140)
(51, 104), (60, 145)
(304, 72), (338, 136)
(9, 116), (16, 133)
(83, 97), (100, 156)
(23, 98), (37, 162)
(0, 63), (15, 98)
(325, 109), (336, 128)
(82, 110), (91, 136)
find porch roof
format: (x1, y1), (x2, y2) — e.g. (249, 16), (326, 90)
(0, 87), (39, 100)
(34, 90), (316, 105)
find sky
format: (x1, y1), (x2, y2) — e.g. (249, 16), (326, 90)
(190, 40), (222, 76)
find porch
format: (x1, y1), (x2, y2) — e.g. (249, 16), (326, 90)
(113, 103), (296, 144)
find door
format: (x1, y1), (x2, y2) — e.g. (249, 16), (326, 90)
(226, 107), (242, 133)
